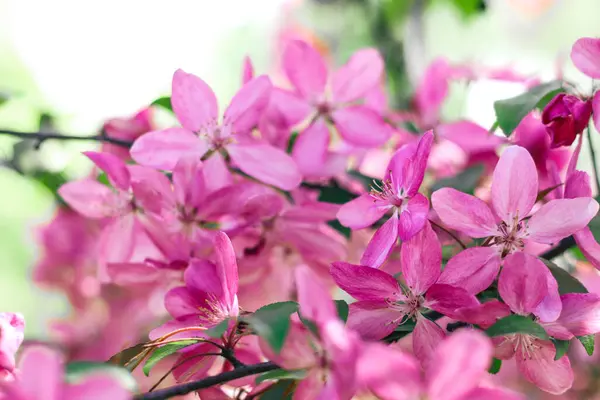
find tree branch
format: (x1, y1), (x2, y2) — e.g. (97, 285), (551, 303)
(0, 129), (133, 148)
(134, 362), (279, 400)
(540, 236), (576, 260)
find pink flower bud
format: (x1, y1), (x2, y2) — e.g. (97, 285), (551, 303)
(541, 93), (592, 148)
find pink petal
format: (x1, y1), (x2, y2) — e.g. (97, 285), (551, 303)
(214, 232), (239, 311)
(58, 180), (123, 219)
(437, 120), (506, 154)
(498, 252), (549, 315)
(130, 128), (206, 170)
(227, 143), (302, 190)
(361, 212), (399, 268)
(398, 193), (429, 241)
(556, 293), (600, 337)
(224, 75), (272, 133)
(454, 300), (512, 329)
(415, 58), (450, 126)
(527, 198), (599, 244)
(97, 215), (137, 281)
(346, 301), (404, 340)
(357, 343), (423, 400)
(241, 55), (254, 84)
(128, 165), (175, 214)
(106, 262), (162, 286)
(426, 330), (492, 400)
(516, 339), (573, 395)
(565, 170), (593, 198)
(593, 90), (600, 132)
(268, 88), (312, 127)
(406, 131), (434, 196)
(332, 48), (384, 104)
(438, 247), (502, 295)
(292, 119), (330, 177)
(385, 142), (417, 189)
(173, 155), (206, 208)
(424, 284), (479, 318)
(294, 369), (326, 400)
(64, 374), (131, 400)
(172, 69), (218, 132)
(533, 266), (562, 323)
(164, 286), (203, 319)
(282, 40), (327, 100)
(18, 346), (63, 400)
(462, 387), (525, 400)
(332, 106), (392, 147)
(491, 145), (538, 221)
(172, 343), (218, 383)
(295, 265), (337, 325)
(400, 221), (441, 295)
(431, 188), (497, 238)
(337, 194), (390, 229)
(412, 315), (445, 369)
(203, 153), (233, 193)
(183, 260), (226, 316)
(84, 151), (130, 190)
(571, 37), (600, 79)
(574, 227), (600, 270)
(330, 262), (402, 302)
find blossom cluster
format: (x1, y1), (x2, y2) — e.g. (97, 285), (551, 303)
(3, 35), (600, 399)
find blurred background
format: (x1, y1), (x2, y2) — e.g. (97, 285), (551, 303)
(1, 0), (600, 339)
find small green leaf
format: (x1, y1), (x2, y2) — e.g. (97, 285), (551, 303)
(542, 259), (588, 295)
(552, 338), (571, 360)
(571, 246), (587, 261)
(143, 340), (199, 376)
(151, 96), (173, 112)
(246, 301), (299, 354)
(205, 319), (230, 338)
(286, 132), (299, 154)
(536, 183), (563, 202)
(256, 368), (307, 384)
(65, 362), (137, 390)
(451, 0), (486, 18)
(488, 358), (502, 374)
(493, 80), (563, 136)
(578, 334), (595, 356)
(431, 164), (485, 195)
(486, 314), (549, 339)
(335, 300), (349, 323)
(260, 379), (295, 400)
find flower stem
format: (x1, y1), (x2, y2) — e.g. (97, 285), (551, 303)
(0, 128), (133, 148)
(134, 362), (280, 400)
(587, 125), (600, 195)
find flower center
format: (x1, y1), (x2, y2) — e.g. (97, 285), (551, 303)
(487, 215), (527, 257)
(370, 175), (404, 207)
(386, 292), (423, 325)
(510, 333), (541, 360)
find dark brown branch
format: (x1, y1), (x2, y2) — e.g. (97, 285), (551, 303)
(540, 235), (576, 260)
(0, 129), (133, 148)
(135, 362), (279, 400)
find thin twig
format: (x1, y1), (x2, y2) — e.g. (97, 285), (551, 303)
(429, 219), (467, 250)
(135, 362), (280, 400)
(587, 124), (600, 195)
(148, 353), (221, 392)
(540, 236), (576, 261)
(0, 129), (133, 148)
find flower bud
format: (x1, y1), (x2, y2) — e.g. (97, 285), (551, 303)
(541, 93), (592, 148)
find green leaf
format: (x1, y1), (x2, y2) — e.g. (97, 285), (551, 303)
(552, 338), (571, 360)
(286, 132), (299, 154)
(536, 183), (563, 202)
(260, 379), (295, 399)
(486, 314), (549, 339)
(488, 358), (502, 374)
(65, 362), (137, 390)
(256, 368), (306, 384)
(578, 334), (595, 356)
(571, 246), (587, 261)
(451, 0), (486, 18)
(431, 164), (485, 195)
(335, 300), (349, 323)
(143, 340), (199, 376)
(246, 301), (298, 354)
(542, 259), (588, 295)
(205, 319), (230, 338)
(151, 96), (173, 112)
(493, 80), (563, 136)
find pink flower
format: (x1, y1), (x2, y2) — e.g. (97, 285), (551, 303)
(571, 38), (600, 133)
(279, 40), (391, 176)
(432, 145), (599, 295)
(0, 313), (24, 377)
(262, 265), (361, 399)
(58, 151), (170, 281)
(331, 222), (477, 365)
(102, 108), (153, 160)
(130, 69), (301, 190)
(337, 131), (433, 267)
(358, 330), (523, 400)
(541, 93), (592, 148)
(150, 232), (239, 339)
(0, 346), (131, 399)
